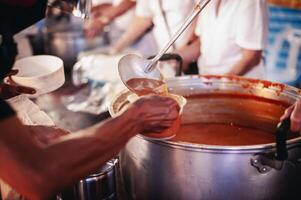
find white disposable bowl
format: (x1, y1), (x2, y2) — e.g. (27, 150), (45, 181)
(11, 55), (65, 97)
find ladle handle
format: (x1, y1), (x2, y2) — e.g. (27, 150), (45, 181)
(145, 0), (212, 73)
(275, 118), (290, 161)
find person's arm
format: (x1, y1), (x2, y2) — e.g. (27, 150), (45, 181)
(175, 13), (201, 72)
(102, 0), (136, 21)
(225, 49), (262, 76)
(176, 18), (198, 50)
(0, 95), (179, 200)
(84, 0), (136, 38)
(90, 3), (112, 18)
(281, 100), (301, 132)
(109, 16), (153, 53)
(228, 0), (267, 76)
(175, 37), (200, 71)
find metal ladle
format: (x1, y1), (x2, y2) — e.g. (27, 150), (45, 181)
(118, 0), (212, 90)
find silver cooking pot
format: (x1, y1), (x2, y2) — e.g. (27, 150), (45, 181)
(58, 158), (118, 200)
(109, 75), (301, 200)
(74, 159), (118, 200)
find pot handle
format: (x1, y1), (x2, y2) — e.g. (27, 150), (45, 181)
(275, 118), (290, 161)
(251, 118), (300, 173)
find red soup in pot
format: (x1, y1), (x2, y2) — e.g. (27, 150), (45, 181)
(171, 93), (299, 146)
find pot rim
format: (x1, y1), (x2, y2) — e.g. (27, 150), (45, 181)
(110, 75), (301, 152)
(134, 134), (301, 153)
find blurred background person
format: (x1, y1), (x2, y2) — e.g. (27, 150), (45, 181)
(109, 0), (196, 54)
(177, 0), (268, 78)
(84, 0), (158, 57)
(84, 0), (135, 38)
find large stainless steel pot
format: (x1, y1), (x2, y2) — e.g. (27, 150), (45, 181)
(74, 158), (118, 200)
(109, 75), (301, 200)
(58, 158), (118, 200)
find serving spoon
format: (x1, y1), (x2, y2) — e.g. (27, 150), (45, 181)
(118, 0), (212, 90)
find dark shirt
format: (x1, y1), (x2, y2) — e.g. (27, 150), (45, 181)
(0, 98), (15, 120)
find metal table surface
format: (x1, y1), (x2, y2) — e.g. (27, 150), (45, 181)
(34, 81), (110, 132)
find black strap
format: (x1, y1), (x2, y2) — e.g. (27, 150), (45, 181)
(275, 118), (291, 161)
(0, 99), (15, 120)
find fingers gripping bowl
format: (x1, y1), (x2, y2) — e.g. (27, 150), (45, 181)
(10, 55), (65, 97)
(133, 93), (186, 140)
(109, 93), (186, 140)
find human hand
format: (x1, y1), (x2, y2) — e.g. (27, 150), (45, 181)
(0, 70), (36, 99)
(127, 95), (180, 133)
(27, 125), (70, 145)
(280, 100), (301, 132)
(84, 16), (110, 39)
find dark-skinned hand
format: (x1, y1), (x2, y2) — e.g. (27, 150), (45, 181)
(280, 100), (301, 133)
(128, 95), (180, 133)
(0, 69), (36, 99)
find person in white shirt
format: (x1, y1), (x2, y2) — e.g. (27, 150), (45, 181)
(84, 0), (158, 57)
(110, 0), (196, 53)
(178, 0), (268, 78)
(84, 0), (136, 38)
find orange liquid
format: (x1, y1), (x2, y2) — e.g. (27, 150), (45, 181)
(173, 123), (270, 145)
(142, 116), (181, 139)
(126, 78), (167, 96)
(171, 93), (297, 145)
(172, 123), (299, 146)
